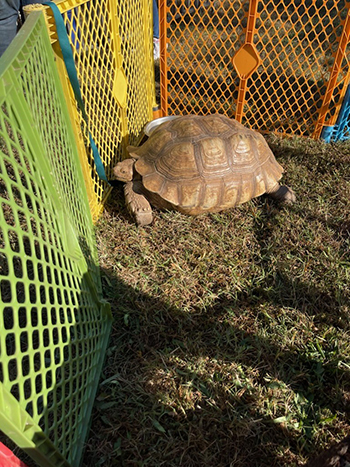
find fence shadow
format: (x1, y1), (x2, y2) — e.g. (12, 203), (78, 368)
(82, 242), (349, 466)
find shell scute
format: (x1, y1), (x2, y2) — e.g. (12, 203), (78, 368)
(160, 181), (180, 205)
(202, 115), (232, 135)
(169, 117), (203, 138)
(228, 134), (258, 167)
(199, 137), (229, 172)
(263, 159), (284, 192)
(135, 157), (155, 176)
(239, 174), (256, 204)
(134, 129), (173, 160)
(254, 171), (267, 196)
(221, 180), (240, 208)
(142, 171), (165, 193)
(201, 183), (222, 210)
(179, 182), (202, 208)
(156, 142), (198, 180)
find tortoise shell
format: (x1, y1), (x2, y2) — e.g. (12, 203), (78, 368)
(128, 114), (284, 215)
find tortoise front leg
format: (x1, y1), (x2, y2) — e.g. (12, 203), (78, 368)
(124, 180), (153, 226)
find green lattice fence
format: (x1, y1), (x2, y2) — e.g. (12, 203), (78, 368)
(0, 11), (111, 467)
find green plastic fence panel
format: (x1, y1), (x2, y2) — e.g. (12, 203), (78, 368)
(0, 12), (112, 467)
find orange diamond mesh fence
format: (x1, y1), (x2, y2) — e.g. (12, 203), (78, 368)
(159, 0), (350, 139)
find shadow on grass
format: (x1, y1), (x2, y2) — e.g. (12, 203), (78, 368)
(82, 204), (349, 466)
(82, 127), (350, 465)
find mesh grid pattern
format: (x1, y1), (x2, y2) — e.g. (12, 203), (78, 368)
(160, 0), (350, 138)
(337, 111), (350, 140)
(116, 1), (156, 142)
(17, 14), (101, 296)
(43, 0), (155, 220)
(162, 1), (248, 115)
(0, 13), (111, 467)
(337, 119), (350, 140)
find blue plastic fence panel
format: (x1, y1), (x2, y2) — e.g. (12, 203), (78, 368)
(322, 84), (350, 142)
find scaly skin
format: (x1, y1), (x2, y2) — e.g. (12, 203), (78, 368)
(124, 180), (153, 226)
(268, 183), (296, 204)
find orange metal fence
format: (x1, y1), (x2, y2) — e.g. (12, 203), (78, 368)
(158, 0), (350, 138)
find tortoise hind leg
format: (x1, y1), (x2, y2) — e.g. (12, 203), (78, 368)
(268, 183), (296, 204)
(124, 180), (153, 226)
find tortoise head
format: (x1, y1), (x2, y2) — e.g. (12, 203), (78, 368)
(113, 158), (135, 182)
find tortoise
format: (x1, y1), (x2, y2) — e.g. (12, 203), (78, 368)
(113, 114), (295, 225)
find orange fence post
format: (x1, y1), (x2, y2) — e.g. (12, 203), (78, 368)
(232, 0), (260, 123)
(159, 0), (168, 117)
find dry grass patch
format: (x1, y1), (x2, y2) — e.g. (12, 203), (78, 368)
(83, 135), (350, 467)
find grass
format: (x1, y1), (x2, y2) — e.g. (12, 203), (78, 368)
(82, 135), (350, 466)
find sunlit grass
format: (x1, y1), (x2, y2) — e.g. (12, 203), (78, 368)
(83, 135), (350, 466)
